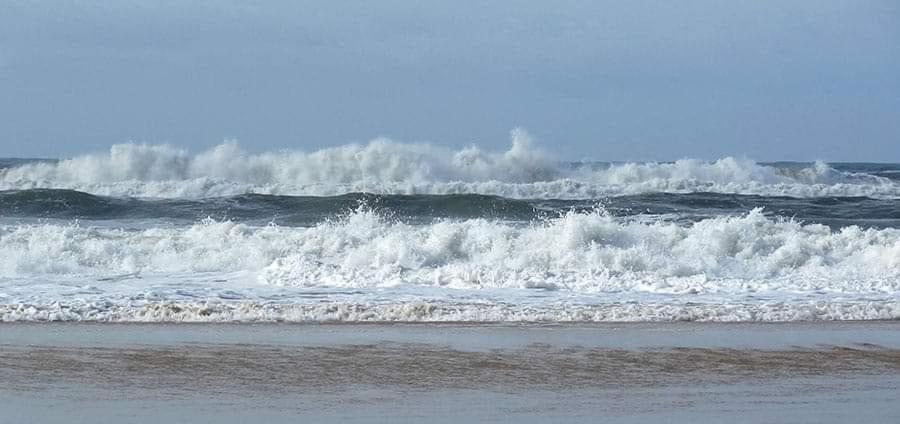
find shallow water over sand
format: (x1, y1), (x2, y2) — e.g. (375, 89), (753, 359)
(3, 323), (899, 423)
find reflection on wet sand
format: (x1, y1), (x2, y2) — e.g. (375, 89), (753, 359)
(4, 342), (899, 393)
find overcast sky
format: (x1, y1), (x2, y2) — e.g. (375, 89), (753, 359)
(1, 1), (898, 161)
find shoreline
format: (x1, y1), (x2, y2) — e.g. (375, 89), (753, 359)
(4, 321), (899, 423)
(5, 320), (900, 350)
(4, 299), (899, 322)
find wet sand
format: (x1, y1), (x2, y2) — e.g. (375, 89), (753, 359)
(2, 322), (900, 423)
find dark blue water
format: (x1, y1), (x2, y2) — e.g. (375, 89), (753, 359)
(1, 189), (898, 229)
(2, 159), (899, 228)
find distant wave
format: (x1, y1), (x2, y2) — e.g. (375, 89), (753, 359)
(2, 129), (899, 199)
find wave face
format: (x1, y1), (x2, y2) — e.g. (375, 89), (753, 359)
(2, 190), (899, 230)
(2, 130), (900, 199)
(2, 132), (900, 322)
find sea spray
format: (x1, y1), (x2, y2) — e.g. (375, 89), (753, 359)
(2, 132), (898, 198)
(2, 208), (899, 294)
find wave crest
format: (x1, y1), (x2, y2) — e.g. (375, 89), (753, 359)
(1, 129), (898, 198)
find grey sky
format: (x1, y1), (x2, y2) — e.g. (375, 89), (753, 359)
(1, 0), (898, 161)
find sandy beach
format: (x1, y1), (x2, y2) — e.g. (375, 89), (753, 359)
(2, 322), (899, 423)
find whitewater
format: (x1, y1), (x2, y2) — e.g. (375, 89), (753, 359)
(1, 131), (899, 322)
(3, 130), (900, 199)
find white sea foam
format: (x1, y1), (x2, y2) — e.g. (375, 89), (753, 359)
(1, 208), (899, 290)
(2, 130), (898, 198)
(0, 208), (898, 322)
(3, 299), (899, 322)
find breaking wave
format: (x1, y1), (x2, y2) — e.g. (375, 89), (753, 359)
(2, 207), (898, 294)
(2, 130), (898, 199)
(3, 205), (900, 322)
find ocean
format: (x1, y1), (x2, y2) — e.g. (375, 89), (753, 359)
(1, 139), (899, 322)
